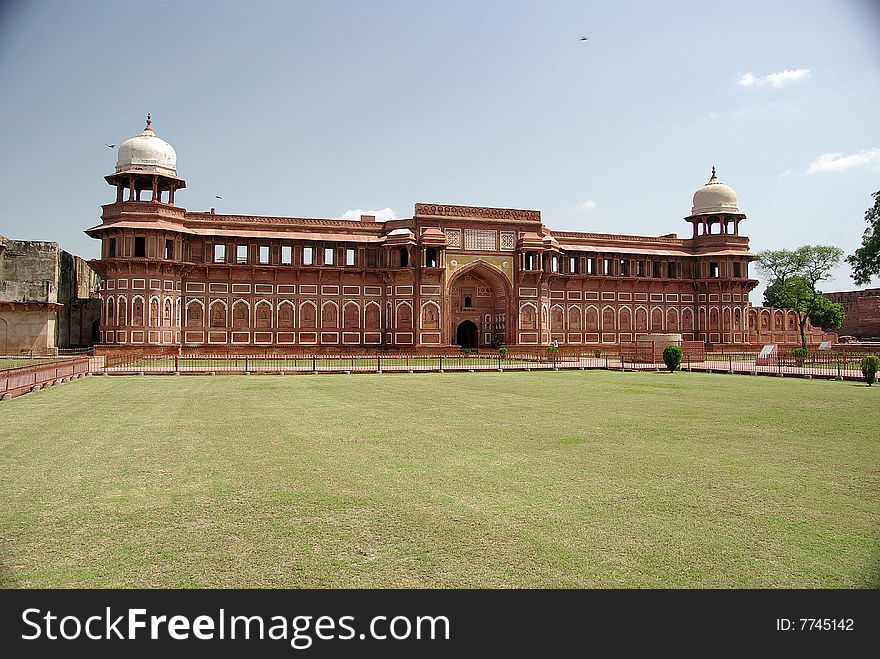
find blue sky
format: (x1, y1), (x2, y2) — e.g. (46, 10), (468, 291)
(1, 0), (878, 301)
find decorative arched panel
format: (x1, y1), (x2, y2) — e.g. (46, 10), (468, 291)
(618, 306), (632, 331)
(651, 306), (663, 331)
(300, 301), (317, 329)
(254, 300), (272, 329)
(550, 305), (565, 330)
(602, 305), (615, 331)
(321, 301), (339, 328)
(420, 301), (439, 330)
(568, 305), (582, 331)
(277, 301), (295, 328)
(635, 306), (648, 331)
(585, 306), (599, 332)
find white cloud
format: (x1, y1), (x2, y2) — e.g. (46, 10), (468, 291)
(574, 200), (596, 210)
(738, 68), (811, 88)
(806, 148), (880, 174)
(340, 207), (398, 221)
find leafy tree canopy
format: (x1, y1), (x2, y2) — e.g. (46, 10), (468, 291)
(757, 245), (843, 349)
(847, 190), (880, 285)
(809, 295), (844, 331)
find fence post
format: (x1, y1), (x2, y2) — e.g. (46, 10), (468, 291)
(377, 355), (381, 374)
(836, 356), (841, 380)
(312, 355), (316, 373)
(605, 354), (608, 370)
(729, 354), (733, 374)
(175, 355), (179, 373)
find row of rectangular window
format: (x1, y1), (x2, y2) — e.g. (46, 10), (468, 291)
(212, 245), (359, 266)
(537, 254), (744, 279)
(111, 238), (743, 279)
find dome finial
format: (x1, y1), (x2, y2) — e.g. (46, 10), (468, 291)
(145, 112), (152, 130)
(710, 165), (717, 182)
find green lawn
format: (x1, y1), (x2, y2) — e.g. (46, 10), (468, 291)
(0, 371), (877, 588)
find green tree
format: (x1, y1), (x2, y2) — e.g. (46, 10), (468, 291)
(662, 345), (683, 372)
(847, 190), (880, 285)
(809, 295), (845, 330)
(861, 355), (880, 386)
(757, 245), (843, 351)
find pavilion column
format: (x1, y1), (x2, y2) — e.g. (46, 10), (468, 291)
(151, 175), (158, 201)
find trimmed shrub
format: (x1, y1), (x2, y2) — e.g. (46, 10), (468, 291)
(462, 348), (472, 357)
(547, 345), (559, 354)
(498, 347), (508, 359)
(593, 349), (602, 358)
(663, 345), (683, 372)
(861, 355), (880, 386)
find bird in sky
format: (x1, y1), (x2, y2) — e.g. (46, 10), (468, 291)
(105, 143), (115, 148)
(215, 195), (223, 199)
(579, 36), (589, 41)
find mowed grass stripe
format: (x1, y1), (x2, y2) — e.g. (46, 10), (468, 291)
(0, 371), (876, 587)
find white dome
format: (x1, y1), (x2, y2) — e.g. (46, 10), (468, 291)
(691, 167), (740, 215)
(115, 114), (178, 177)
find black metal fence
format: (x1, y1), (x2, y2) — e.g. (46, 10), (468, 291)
(99, 352), (609, 374)
(92, 348), (876, 381)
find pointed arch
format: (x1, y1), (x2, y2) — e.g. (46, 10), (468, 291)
(550, 304), (565, 330)
(117, 295), (128, 327)
(149, 296), (160, 328)
(567, 305), (582, 331)
(277, 300), (295, 328)
(682, 307), (694, 332)
(519, 302), (537, 330)
(163, 297), (173, 327)
(396, 300), (413, 329)
(254, 299), (273, 329)
(585, 305), (599, 332)
(131, 295), (145, 327)
(420, 300), (440, 330)
(209, 299), (227, 328)
(232, 299), (250, 329)
(666, 307), (679, 331)
(618, 306), (632, 332)
(186, 299), (205, 327)
(300, 300), (317, 329)
(343, 300), (361, 329)
(634, 305), (648, 331)
(321, 300), (339, 328)
(650, 306), (663, 331)
(601, 305), (615, 331)
(364, 300), (381, 329)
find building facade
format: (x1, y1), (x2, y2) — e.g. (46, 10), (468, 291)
(0, 236), (100, 354)
(824, 288), (880, 340)
(87, 117), (831, 352)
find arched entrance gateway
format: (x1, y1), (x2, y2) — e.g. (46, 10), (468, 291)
(445, 261), (513, 349)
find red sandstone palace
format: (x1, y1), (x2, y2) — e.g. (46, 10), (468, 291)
(87, 117), (831, 352)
